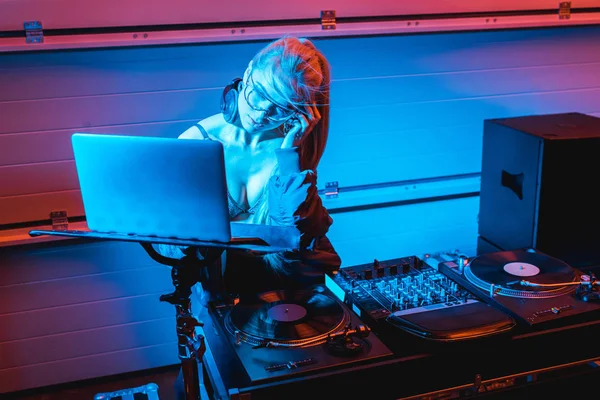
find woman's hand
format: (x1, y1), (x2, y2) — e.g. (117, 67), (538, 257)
(280, 105), (321, 149)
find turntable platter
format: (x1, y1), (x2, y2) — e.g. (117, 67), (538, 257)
(465, 250), (578, 298)
(226, 287), (348, 346)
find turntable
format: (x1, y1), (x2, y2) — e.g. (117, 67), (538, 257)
(437, 249), (600, 328)
(225, 288), (350, 349)
(202, 284), (393, 395)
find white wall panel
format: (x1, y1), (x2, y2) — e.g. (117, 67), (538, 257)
(0, 240), (161, 284)
(0, 240), (179, 393)
(0, 265), (171, 315)
(0, 343), (178, 394)
(1, 318), (175, 369)
(0, 161), (78, 197)
(0, 294), (173, 342)
(0, 121), (195, 167)
(0, 44), (255, 102)
(322, 86), (600, 186)
(328, 196), (479, 267)
(0, 191), (84, 227)
(0, 89), (214, 135)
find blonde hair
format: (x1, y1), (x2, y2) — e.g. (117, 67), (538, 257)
(250, 36), (332, 272)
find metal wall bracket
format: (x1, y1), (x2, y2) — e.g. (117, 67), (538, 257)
(324, 181), (339, 198)
(50, 210), (68, 231)
(24, 20), (44, 43)
(559, 2), (571, 20)
(321, 10), (336, 30)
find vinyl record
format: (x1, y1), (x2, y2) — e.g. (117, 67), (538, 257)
(468, 249), (576, 290)
(228, 287), (346, 343)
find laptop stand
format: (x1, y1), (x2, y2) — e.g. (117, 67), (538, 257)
(29, 227), (299, 400)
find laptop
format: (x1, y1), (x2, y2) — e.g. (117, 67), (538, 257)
(71, 133), (234, 243)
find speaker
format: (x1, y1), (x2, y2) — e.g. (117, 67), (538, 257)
(478, 112), (600, 268)
(220, 77), (242, 123)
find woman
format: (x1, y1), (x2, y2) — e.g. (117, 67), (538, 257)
(161, 35), (341, 297)
(166, 35), (341, 400)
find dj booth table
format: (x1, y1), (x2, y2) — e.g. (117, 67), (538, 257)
(201, 318), (600, 400)
(199, 269), (600, 400)
(28, 228), (600, 400)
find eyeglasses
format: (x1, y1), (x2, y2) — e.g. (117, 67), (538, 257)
(243, 73), (295, 123)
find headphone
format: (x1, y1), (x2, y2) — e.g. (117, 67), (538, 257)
(220, 78), (243, 124)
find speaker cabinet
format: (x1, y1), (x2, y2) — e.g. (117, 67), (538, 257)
(478, 112), (600, 268)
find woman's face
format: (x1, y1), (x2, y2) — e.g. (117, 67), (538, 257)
(237, 67), (296, 133)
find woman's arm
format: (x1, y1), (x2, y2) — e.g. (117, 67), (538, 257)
(268, 147), (338, 255)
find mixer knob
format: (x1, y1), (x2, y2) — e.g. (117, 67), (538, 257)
(396, 294), (404, 305)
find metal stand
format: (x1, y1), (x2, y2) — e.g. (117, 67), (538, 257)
(141, 243), (218, 400)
